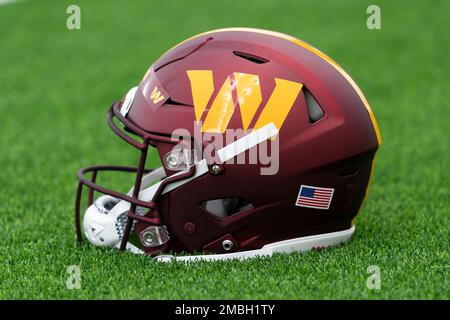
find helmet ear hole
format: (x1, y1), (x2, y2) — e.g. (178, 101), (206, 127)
(200, 198), (254, 219)
(304, 88), (324, 123)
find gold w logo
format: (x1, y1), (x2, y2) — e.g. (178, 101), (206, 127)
(187, 70), (303, 133)
(150, 86), (165, 104)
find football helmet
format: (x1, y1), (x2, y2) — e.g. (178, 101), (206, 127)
(75, 28), (381, 261)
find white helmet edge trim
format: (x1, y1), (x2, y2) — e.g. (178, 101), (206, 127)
(154, 226), (355, 262)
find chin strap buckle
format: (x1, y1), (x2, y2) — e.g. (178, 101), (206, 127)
(139, 225), (170, 248)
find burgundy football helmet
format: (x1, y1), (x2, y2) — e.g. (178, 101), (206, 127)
(75, 28), (381, 261)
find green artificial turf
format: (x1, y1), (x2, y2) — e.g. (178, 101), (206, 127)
(0, 0), (448, 299)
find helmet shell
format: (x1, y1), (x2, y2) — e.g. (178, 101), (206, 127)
(126, 28), (380, 253)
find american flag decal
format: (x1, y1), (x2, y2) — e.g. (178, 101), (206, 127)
(296, 185), (334, 210)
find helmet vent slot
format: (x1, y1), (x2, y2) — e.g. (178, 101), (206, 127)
(200, 198), (254, 219)
(304, 88), (324, 123)
(336, 166), (360, 177)
(233, 51), (269, 64)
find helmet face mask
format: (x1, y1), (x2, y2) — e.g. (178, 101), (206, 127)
(75, 28), (381, 262)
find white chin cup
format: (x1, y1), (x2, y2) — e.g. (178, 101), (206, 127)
(83, 195), (122, 247)
(81, 167), (170, 254)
